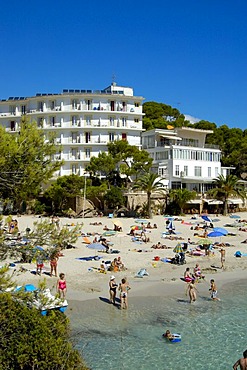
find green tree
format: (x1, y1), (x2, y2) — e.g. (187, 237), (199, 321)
(0, 291), (87, 369)
(44, 174), (85, 213)
(143, 102), (187, 130)
(103, 186), (125, 209)
(0, 220), (82, 261)
(0, 118), (61, 210)
(169, 188), (197, 214)
(132, 173), (166, 218)
(208, 174), (246, 215)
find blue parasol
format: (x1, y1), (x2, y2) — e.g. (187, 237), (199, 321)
(230, 215), (241, 219)
(135, 219), (148, 224)
(201, 215), (212, 223)
(208, 231), (225, 238)
(213, 227), (228, 236)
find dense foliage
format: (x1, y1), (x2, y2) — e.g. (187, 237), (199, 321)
(0, 293), (87, 370)
(0, 118), (61, 210)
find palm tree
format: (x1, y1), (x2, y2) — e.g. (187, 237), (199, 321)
(208, 174), (246, 216)
(169, 188), (197, 214)
(132, 173), (166, 218)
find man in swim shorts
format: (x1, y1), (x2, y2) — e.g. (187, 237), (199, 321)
(233, 349), (247, 369)
(209, 279), (220, 301)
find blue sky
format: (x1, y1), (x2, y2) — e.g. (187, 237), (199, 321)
(0, 0), (246, 129)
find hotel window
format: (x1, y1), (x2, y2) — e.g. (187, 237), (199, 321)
(85, 132), (91, 143)
(72, 99), (79, 110)
(49, 116), (55, 126)
(21, 105), (26, 115)
(208, 167), (211, 177)
(184, 166), (188, 176)
(71, 164), (78, 174)
(194, 166), (202, 177)
(134, 102), (140, 107)
(175, 165), (180, 176)
(37, 117), (43, 127)
(72, 115), (79, 126)
(72, 132), (79, 143)
(110, 101), (115, 111)
(215, 167), (219, 177)
(122, 117), (127, 127)
(109, 116), (115, 126)
(122, 133), (127, 141)
(37, 101), (43, 112)
(134, 118), (139, 123)
(109, 132), (115, 142)
(85, 116), (91, 126)
(85, 148), (91, 159)
(86, 100), (92, 110)
(9, 105), (16, 115)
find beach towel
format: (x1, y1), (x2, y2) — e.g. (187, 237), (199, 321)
(82, 237), (91, 244)
(135, 268), (149, 278)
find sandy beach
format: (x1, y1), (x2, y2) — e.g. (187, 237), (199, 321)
(5, 212), (247, 304)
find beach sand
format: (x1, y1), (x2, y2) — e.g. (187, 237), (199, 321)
(6, 212), (247, 303)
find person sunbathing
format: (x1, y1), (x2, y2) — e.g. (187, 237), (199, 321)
(193, 263), (205, 279)
(184, 267), (194, 282)
(116, 256), (125, 271)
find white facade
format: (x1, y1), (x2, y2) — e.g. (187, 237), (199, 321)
(142, 127), (222, 193)
(0, 83), (144, 176)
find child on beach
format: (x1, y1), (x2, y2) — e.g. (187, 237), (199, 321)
(209, 279), (220, 301)
(57, 273), (67, 299)
(119, 278), (131, 309)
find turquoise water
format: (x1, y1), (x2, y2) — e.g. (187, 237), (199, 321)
(68, 280), (247, 370)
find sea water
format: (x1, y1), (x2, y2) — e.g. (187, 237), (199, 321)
(68, 280), (247, 370)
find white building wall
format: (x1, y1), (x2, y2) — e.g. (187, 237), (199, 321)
(0, 84), (144, 177)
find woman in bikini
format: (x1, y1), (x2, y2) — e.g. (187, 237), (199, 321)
(119, 278), (131, 309)
(186, 280), (198, 303)
(109, 276), (118, 304)
(50, 251), (59, 277)
(57, 273), (67, 299)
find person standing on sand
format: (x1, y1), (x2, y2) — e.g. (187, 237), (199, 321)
(209, 279), (220, 301)
(57, 273), (67, 299)
(109, 275), (118, 304)
(233, 349), (247, 369)
(186, 281), (198, 303)
(119, 278), (131, 309)
(219, 248), (226, 269)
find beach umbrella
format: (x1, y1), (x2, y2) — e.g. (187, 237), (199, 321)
(196, 238), (212, 245)
(112, 220), (123, 228)
(166, 220), (175, 231)
(135, 219), (148, 224)
(87, 243), (107, 251)
(207, 231), (225, 238)
(131, 225), (142, 230)
(173, 243), (183, 253)
(230, 215), (241, 219)
(213, 227), (228, 236)
(201, 215), (212, 223)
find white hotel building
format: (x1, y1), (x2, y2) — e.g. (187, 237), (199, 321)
(142, 127), (230, 193)
(0, 83), (143, 176)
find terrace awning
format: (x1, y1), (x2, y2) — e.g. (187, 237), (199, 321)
(160, 135), (182, 140)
